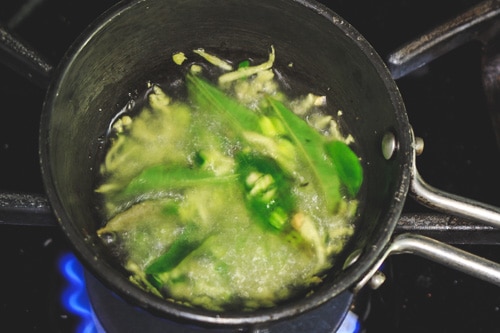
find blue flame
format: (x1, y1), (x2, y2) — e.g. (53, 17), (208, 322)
(58, 252), (101, 333)
(337, 311), (361, 333)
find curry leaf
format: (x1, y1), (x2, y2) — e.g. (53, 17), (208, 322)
(186, 74), (262, 134)
(266, 97), (341, 211)
(324, 140), (363, 197)
(124, 165), (237, 197)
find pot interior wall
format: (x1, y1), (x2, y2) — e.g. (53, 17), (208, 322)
(41, 0), (412, 322)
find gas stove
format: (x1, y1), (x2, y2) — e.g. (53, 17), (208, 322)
(1, 0), (500, 332)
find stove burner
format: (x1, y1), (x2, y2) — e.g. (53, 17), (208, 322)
(58, 252), (361, 333)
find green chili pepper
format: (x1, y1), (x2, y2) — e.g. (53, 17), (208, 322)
(145, 224), (201, 274)
(238, 59), (250, 68)
(237, 152), (294, 231)
(266, 97), (341, 212)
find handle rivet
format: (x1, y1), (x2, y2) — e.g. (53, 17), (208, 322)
(369, 271), (386, 290)
(382, 131), (398, 160)
(415, 136), (425, 156)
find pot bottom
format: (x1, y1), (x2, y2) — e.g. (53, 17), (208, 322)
(84, 270), (355, 332)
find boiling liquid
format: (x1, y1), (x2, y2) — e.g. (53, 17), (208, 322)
(94, 47), (362, 311)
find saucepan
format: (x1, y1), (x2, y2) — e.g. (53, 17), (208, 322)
(2, 0), (500, 328)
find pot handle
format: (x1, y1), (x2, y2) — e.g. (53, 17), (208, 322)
(410, 153), (500, 228)
(355, 233), (500, 292)
(382, 130), (500, 228)
(390, 233), (500, 285)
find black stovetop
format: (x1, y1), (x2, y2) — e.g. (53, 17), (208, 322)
(1, 0), (500, 332)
